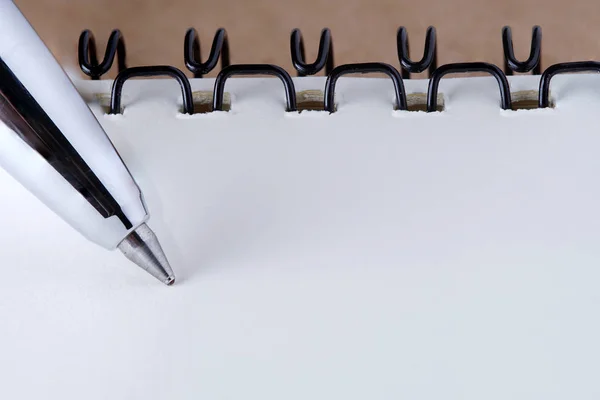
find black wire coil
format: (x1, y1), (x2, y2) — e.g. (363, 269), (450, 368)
(397, 26), (437, 79)
(110, 66), (194, 114)
(502, 25), (542, 75)
(427, 62), (512, 112)
(184, 28), (230, 78)
(79, 29), (127, 80)
(290, 28), (334, 76)
(82, 25), (598, 114)
(538, 61), (600, 108)
(324, 63), (407, 112)
(213, 64), (297, 112)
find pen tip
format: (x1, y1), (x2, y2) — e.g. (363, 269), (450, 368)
(117, 223), (176, 285)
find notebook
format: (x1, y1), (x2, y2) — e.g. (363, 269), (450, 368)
(1, 26), (600, 399)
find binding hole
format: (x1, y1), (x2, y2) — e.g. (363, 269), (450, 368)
(407, 93), (444, 112)
(297, 90), (325, 111)
(191, 91), (231, 113)
(510, 90), (544, 110)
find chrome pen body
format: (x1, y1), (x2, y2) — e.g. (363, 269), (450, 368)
(0, 0), (174, 284)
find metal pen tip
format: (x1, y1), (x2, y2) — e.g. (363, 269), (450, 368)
(117, 223), (176, 285)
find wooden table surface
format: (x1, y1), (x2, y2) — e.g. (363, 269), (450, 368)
(13, 0), (600, 79)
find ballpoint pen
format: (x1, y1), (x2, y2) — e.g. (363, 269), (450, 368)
(0, 0), (175, 285)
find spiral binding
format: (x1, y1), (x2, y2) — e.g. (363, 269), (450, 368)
(502, 26), (542, 75)
(428, 63), (511, 111)
(213, 64), (297, 111)
(290, 28), (334, 76)
(109, 66), (194, 114)
(397, 26), (437, 79)
(324, 63), (407, 112)
(78, 29), (127, 80)
(78, 25), (596, 114)
(184, 28), (230, 78)
(538, 61), (600, 108)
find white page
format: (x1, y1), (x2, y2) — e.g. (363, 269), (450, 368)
(1, 74), (600, 399)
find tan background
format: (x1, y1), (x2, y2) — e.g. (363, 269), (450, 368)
(12, 0), (600, 79)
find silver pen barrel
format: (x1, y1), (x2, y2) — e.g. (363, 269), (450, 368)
(0, 0), (175, 285)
